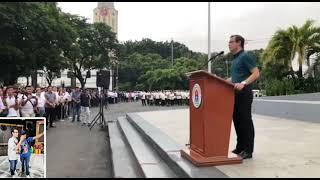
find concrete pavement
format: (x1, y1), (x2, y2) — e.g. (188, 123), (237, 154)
(137, 109), (320, 178)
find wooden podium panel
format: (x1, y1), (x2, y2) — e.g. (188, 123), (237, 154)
(181, 70), (242, 166)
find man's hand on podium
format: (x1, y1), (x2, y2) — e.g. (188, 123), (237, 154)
(234, 83), (245, 91)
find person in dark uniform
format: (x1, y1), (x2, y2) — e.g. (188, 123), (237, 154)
(229, 35), (260, 159)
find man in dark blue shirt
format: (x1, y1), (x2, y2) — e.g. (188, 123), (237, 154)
(229, 35), (260, 159)
(17, 130), (44, 177)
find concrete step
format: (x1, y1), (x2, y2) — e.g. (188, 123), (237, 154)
(108, 119), (144, 178)
(126, 113), (228, 178)
(116, 116), (177, 178)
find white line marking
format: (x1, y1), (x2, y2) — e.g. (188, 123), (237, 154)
(254, 99), (320, 105)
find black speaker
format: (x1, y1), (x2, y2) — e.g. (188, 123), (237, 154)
(96, 70), (110, 88)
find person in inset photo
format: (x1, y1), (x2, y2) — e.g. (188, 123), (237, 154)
(7, 128), (19, 177)
(16, 130), (44, 178)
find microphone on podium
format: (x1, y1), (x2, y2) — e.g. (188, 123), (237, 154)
(208, 51), (224, 62)
(202, 51), (224, 70)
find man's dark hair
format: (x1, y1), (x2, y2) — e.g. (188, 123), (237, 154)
(230, 35), (245, 49)
(11, 128), (18, 134)
(25, 85), (32, 88)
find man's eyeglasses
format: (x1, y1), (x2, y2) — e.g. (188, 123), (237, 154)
(229, 41), (236, 44)
(13, 132), (18, 133)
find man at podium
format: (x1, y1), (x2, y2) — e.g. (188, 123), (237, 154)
(228, 35), (260, 159)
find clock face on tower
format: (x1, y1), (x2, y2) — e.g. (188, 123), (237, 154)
(100, 8), (108, 16)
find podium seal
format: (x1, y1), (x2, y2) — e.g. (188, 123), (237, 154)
(192, 83), (202, 108)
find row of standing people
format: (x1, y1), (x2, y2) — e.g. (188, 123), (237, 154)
(0, 86), (94, 128)
(140, 91), (190, 106)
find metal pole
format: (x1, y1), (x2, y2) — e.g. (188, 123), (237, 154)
(208, 2), (211, 73)
(116, 63), (119, 91)
(171, 38), (174, 66)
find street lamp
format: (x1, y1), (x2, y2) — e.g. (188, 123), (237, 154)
(208, 2), (211, 73)
(171, 38), (174, 66)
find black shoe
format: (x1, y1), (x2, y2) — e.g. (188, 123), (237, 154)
(49, 125), (56, 128)
(239, 151), (252, 159)
(232, 148), (242, 155)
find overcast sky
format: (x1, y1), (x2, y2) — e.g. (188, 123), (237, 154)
(57, 2), (320, 54)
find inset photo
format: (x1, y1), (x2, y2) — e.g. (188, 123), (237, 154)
(0, 118), (45, 178)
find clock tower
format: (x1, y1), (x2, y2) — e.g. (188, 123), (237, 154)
(93, 2), (118, 35)
(93, 2), (118, 91)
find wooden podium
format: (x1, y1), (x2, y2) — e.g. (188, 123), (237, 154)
(180, 70), (242, 166)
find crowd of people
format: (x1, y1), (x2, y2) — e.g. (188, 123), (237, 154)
(0, 86), (190, 131)
(0, 86), (104, 129)
(105, 90), (190, 106)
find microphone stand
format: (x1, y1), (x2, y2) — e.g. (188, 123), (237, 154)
(202, 52), (224, 70)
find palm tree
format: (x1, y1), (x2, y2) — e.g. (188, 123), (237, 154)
(263, 19), (320, 78)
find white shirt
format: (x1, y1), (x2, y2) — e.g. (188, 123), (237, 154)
(5, 96), (19, 117)
(40, 91), (46, 99)
(0, 96), (5, 110)
(54, 91), (59, 103)
(182, 92), (187, 99)
(149, 94), (154, 100)
(176, 92), (182, 99)
(170, 93), (175, 100)
(37, 94), (46, 108)
(63, 92), (72, 102)
(160, 93), (166, 100)
(8, 137), (19, 160)
(20, 94), (37, 114)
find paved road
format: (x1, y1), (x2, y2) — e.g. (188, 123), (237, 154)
(253, 93), (320, 123)
(0, 154), (44, 178)
(46, 94), (320, 177)
(46, 102), (188, 178)
(259, 93), (320, 101)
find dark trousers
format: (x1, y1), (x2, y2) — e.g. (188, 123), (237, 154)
(141, 99), (146, 106)
(21, 156), (30, 176)
(72, 103), (81, 122)
(9, 160), (17, 175)
(233, 86), (255, 154)
(45, 107), (55, 127)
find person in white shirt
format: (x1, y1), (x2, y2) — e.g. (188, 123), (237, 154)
(160, 91), (166, 106)
(165, 91), (170, 106)
(169, 91), (175, 106)
(0, 88), (6, 115)
(5, 87), (20, 117)
(155, 92), (160, 106)
(182, 91), (187, 105)
(35, 88), (46, 117)
(53, 86), (60, 122)
(8, 128), (19, 177)
(149, 92), (154, 106)
(20, 86), (38, 117)
(62, 88), (71, 118)
(125, 92), (129, 102)
(141, 91), (146, 106)
(176, 91), (182, 105)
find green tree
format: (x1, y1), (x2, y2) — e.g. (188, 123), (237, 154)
(262, 19), (320, 78)
(0, 2), (73, 86)
(63, 15), (119, 89)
